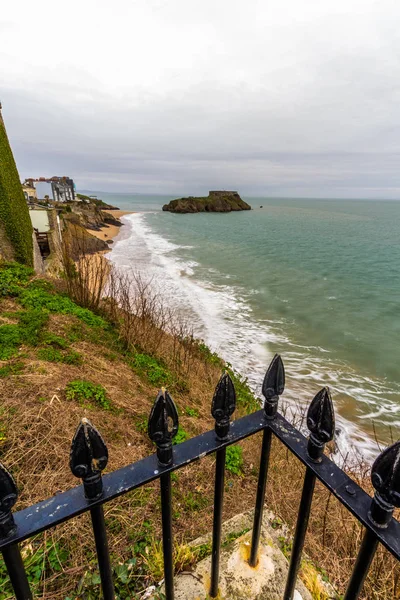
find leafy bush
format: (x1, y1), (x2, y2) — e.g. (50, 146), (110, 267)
(66, 380), (111, 410)
(225, 445), (244, 475)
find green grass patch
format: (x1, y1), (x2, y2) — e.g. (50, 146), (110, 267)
(0, 360), (24, 378)
(130, 353), (172, 387)
(225, 445), (244, 475)
(66, 380), (111, 410)
(37, 347), (82, 365)
(172, 427), (189, 445)
(19, 285), (107, 327)
(185, 407), (199, 418)
(0, 324), (21, 359)
(0, 262), (33, 296)
(0, 536), (69, 597)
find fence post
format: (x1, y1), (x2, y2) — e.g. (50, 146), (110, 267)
(209, 372), (236, 598)
(249, 354), (285, 567)
(0, 463), (32, 600)
(283, 387), (335, 600)
(344, 440), (400, 599)
(70, 418), (114, 600)
(148, 388), (179, 600)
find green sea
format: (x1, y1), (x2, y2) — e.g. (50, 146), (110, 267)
(88, 192), (400, 459)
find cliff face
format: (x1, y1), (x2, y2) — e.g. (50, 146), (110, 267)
(162, 191), (251, 214)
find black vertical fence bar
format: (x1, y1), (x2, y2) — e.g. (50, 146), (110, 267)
(160, 472), (174, 600)
(209, 372), (236, 598)
(1, 544), (33, 600)
(70, 419), (114, 600)
(283, 468), (316, 600)
(249, 354), (285, 567)
(0, 463), (32, 599)
(249, 428), (272, 566)
(90, 505), (115, 600)
(344, 440), (400, 600)
(210, 447), (227, 597)
(343, 529), (378, 600)
(148, 388), (179, 600)
(284, 387), (335, 600)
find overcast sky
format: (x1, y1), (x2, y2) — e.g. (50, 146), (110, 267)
(2, 0), (400, 197)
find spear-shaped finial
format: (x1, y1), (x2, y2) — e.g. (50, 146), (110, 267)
(211, 372), (236, 441)
(70, 418), (108, 500)
(148, 388), (179, 466)
(0, 463), (18, 538)
(306, 387), (335, 462)
(262, 354), (285, 418)
(369, 441), (400, 528)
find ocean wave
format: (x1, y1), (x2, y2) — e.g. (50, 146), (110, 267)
(109, 213), (399, 464)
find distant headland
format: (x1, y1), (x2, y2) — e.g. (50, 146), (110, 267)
(162, 191), (251, 213)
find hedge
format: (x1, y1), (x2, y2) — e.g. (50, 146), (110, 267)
(0, 115), (33, 266)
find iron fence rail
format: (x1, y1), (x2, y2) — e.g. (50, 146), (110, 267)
(0, 354), (399, 600)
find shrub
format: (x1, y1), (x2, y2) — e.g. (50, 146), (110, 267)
(225, 445), (244, 475)
(65, 380), (111, 410)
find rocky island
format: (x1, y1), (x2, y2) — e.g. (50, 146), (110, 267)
(162, 190), (251, 213)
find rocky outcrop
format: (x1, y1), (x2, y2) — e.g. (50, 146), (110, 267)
(162, 191), (251, 213)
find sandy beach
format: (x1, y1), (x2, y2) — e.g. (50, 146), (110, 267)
(88, 209), (134, 244)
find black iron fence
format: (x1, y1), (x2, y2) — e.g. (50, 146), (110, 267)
(0, 354), (399, 600)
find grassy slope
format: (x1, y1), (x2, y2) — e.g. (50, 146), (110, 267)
(0, 263), (397, 599)
(0, 119), (33, 266)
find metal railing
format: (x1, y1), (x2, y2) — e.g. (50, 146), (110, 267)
(0, 354), (399, 600)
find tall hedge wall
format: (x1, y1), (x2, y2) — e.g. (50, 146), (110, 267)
(0, 116), (33, 266)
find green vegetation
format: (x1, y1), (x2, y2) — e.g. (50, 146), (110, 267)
(227, 368), (260, 413)
(37, 347), (82, 366)
(225, 445), (244, 475)
(0, 115), (33, 265)
(65, 380), (111, 410)
(0, 361), (24, 378)
(76, 193), (118, 210)
(0, 537), (68, 598)
(130, 353), (172, 387)
(173, 426), (189, 445)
